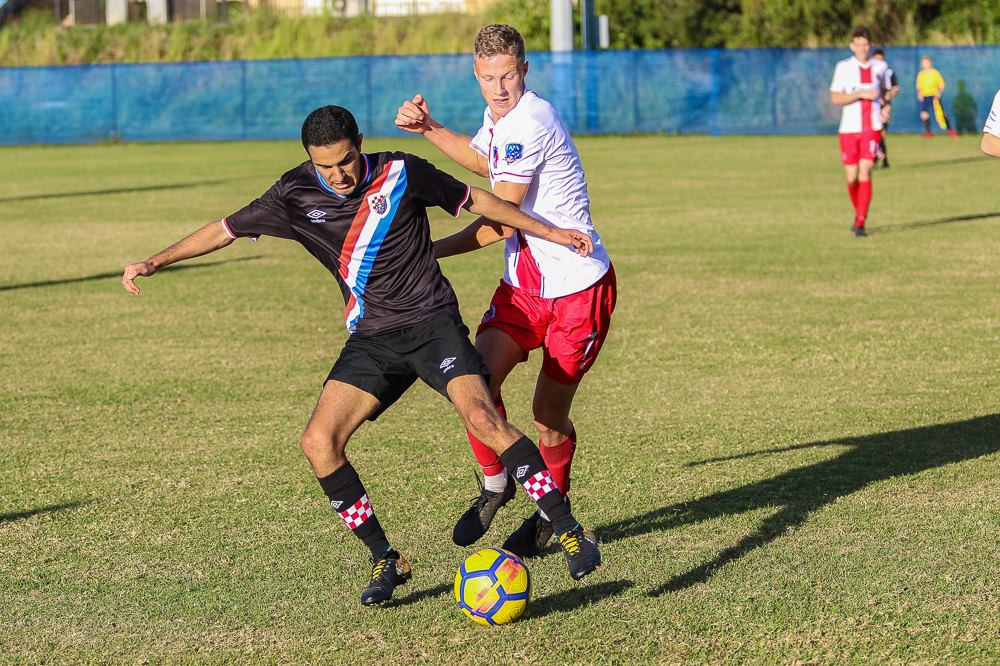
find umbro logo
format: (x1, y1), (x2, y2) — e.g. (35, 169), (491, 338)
(306, 209), (327, 223)
(516, 465), (529, 478)
(330, 500), (343, 509)
(440, 356), (456, 373)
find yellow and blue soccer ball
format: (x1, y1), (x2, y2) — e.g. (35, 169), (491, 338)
(454, 548), (530, 625)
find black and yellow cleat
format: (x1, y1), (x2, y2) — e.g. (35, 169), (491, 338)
(360, 550), (411, 606)
(452, 474), (517, 547)
(558, 524), (602, 581)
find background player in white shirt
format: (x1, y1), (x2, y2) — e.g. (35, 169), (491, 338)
(982, 89), (1000, 157)
(871, 48), (900, 168)
(829, 26), (888, 237)
(395, 24), (616, 558)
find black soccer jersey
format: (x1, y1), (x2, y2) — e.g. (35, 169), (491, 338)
(223, 151), (471, 336)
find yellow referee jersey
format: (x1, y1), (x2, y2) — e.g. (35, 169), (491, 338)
(917, 68), (945, 96)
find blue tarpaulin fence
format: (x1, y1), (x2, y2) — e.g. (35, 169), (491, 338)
(2, 46), (999, 145)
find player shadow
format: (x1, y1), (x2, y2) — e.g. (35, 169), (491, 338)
(590, 415), (1000, 596)
(527, 579), (635, 620)
(867, 211), (1000, 235)
(0, 499), (89, 524)
(0, 175), (270, 204)
(894, 156), (988, 170)
(0, 257), (260, 293)
(386, 582), (452, 608)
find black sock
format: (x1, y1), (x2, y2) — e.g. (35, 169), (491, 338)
(317, 462), (392, 559)
(923, 117), (931, 131)
(500, 436), (577, 535)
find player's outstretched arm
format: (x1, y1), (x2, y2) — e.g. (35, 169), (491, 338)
(395, 94), (489, 178)
(122, 220), (234, 295)
(434, 217), (514, 260)
(463, 187), (593, 257)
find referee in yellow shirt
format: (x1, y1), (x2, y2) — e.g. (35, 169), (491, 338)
(916, 56), (958, 138)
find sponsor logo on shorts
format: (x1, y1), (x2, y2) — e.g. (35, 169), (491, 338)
(440, 356), (457, 373)
(306, 209), (327, 223)
(515, 465), (529, 479)
(481, 305), (496, 324)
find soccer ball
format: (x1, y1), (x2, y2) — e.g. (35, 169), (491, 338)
(454, 548), (530, 625)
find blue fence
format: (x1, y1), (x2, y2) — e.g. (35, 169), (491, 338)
(2, 46), (999, 145)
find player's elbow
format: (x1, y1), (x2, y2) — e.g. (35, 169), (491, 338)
(981, 134), (1000, 158)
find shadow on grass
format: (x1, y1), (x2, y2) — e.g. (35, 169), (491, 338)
(527, 579), (634, 620)
(894, 156), (988, 170)
(867, 211), (1000, 235)
(591, 415), (1000, 596)
(0, 500), (89, 524)
(0, 175), (271, 204)
(0, 256), (261, 292)
(387, 582), (452, 608)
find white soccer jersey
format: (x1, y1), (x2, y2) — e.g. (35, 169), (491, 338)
(830, 56), (889, 134)
(469, 90), (610, 298)
(984, 89), (1000, 137)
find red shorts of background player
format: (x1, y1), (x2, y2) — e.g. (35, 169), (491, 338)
(476, 264), (617, 385)
(839, 130), (883, 165)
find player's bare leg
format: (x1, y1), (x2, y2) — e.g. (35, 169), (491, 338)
(301, 380), (411, 606)
(447, 373), (601, 580)
(451, 328), (523, 546)
(503, 372), (581, 557)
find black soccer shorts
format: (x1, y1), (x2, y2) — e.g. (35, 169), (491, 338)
(326, 309), (491, 421)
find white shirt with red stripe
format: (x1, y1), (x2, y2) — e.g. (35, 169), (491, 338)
(830, 56), (889, 134)
(469, 90), (610, 298)
(985, 89), (1000, 137)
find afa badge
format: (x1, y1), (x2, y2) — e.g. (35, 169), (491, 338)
(504, 143), (523, 164)
(368, 193), (389, 216)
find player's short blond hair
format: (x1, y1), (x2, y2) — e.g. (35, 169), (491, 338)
(474, 24), (525, 62)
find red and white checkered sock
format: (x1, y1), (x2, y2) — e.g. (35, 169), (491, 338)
(500, 436), (576, 535)
(317, 462), (391, 558)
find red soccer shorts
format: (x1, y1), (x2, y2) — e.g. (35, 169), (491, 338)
(839, 130), (882, 165)
(476, 264), (617, 385)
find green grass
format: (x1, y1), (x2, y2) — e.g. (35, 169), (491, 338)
(1, 134), (998, 664)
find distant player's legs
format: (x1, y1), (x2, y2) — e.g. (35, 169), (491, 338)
(920, 97), (933, 135)
(840, 133), (874, 235)
(300, 380), (412, 605)
(854, 158), (874, 234)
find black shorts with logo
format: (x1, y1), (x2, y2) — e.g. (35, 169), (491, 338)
(326, 309), (490, 421)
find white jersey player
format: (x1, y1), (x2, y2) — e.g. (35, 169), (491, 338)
(982, 89), (1000, 157)
(395, 24), (616, 559)
(829, 26), (887, 236)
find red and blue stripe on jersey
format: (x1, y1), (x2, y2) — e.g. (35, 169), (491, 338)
(339, 159), (408, 332)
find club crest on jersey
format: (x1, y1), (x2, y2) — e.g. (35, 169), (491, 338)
(492, 145), (500, 170)
(503, 143), (523, 164)
(367, 193), (389, 217)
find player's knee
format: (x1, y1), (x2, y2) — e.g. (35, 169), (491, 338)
(300, 429), (345, 465)
(464, 402), (504, 442)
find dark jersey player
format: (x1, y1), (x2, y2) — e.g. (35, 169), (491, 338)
(122, 106), (602, 606)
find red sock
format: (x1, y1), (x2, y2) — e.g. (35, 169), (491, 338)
(855, 180), (872, 224)
(468, 395), (505, 476)
(539, 428), (577, 495)
(847, 181), (859, 208)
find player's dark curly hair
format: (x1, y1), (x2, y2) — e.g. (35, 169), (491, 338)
(301, 105), (360, 149)
(850, 26), (871, 42)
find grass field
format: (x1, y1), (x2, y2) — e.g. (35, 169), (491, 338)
(1, 133), (998, 664)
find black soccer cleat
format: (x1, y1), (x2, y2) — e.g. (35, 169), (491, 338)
(501, 510), (553, 559)
(558, 524), (602, 581)
(852, 225), (867, 237)
(452, 474), (517, 547)
(360, 550), (411, 606)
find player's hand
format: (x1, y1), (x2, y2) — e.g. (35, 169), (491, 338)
(395, 94), (433, 134)
(880, 105), (892, 124)
(549, 228), (594, 257)
(858, 89), (879, 101)
(122, 260), (156, 295)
